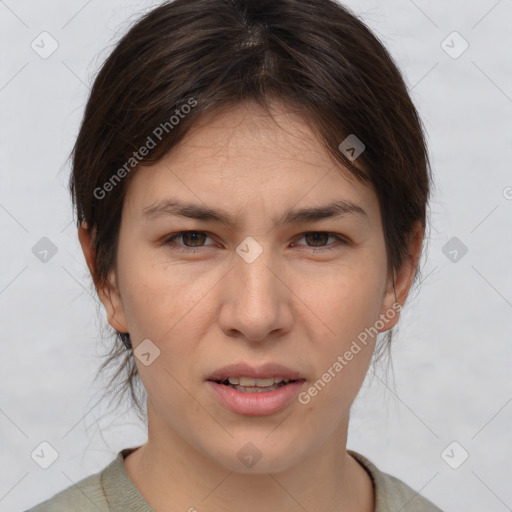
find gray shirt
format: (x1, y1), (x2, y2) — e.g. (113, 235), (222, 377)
(25, 447), (443, 511)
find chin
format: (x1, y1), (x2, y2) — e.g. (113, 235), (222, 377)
(204, 435), (307, 475)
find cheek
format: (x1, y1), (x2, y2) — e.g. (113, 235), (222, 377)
(117, 247), (218, 342)
(295, 259), (385, 398)
(297, 272), (382, 421)
(299, 257), (387, 339)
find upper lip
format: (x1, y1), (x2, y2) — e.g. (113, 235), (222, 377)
(207, 362), (305, 382)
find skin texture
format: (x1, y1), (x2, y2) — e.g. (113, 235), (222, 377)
(79, 101), (423, 512)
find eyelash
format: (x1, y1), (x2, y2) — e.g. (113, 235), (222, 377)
(161, 231), (349, 254)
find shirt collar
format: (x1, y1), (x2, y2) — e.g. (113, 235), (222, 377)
(101, 447), (154, 511)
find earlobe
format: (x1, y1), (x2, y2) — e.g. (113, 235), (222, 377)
(379, 221), (424, 331)
(77, 223), (129, 333)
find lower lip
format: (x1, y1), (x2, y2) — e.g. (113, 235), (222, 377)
(207, 380), (305, 416)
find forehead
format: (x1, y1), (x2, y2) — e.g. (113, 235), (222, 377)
(123, 101), (379, 226)
(178, 101), (329, 163)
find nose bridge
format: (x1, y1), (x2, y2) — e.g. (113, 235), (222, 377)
(220, 235), (290, 340)
(234, 236), (279, 304)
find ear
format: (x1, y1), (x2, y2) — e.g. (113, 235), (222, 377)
(78, 223), (129, 333)
(379, 220), (424, 332)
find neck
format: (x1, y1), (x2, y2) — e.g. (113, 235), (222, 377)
(124, 403), (374, 512)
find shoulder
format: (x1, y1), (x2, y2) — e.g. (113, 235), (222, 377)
(24, 460), (112, 512)
(348, 450), (444, 512)
(25, 446), (153, 512)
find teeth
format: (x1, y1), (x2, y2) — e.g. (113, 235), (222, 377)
(226, 377), (291, 387)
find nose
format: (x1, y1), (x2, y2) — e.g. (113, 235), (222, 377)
(217, 242), (293, 343)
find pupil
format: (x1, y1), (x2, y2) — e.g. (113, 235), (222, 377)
(184, 231), (205, 247)
(306, 232), (328, 246)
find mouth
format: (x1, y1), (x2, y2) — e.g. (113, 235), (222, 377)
(205, 362), (306, 415)
(211, 376), (304, 393)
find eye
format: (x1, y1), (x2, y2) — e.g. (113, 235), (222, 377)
(292, 232), (349, 252)
(161, 230), (349, 254)
(162, 231), (216, 253)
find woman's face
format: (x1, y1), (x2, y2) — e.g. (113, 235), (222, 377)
(88, 101), (417, 473)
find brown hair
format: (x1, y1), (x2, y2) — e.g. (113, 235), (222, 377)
(70, 0), (432, 419)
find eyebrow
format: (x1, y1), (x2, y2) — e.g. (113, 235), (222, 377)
(142, 198), (368, 229)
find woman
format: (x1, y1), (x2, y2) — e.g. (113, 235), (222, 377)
(27, 0), (442, 510)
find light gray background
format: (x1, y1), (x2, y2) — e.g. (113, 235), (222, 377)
(1, 1), (511, 511)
